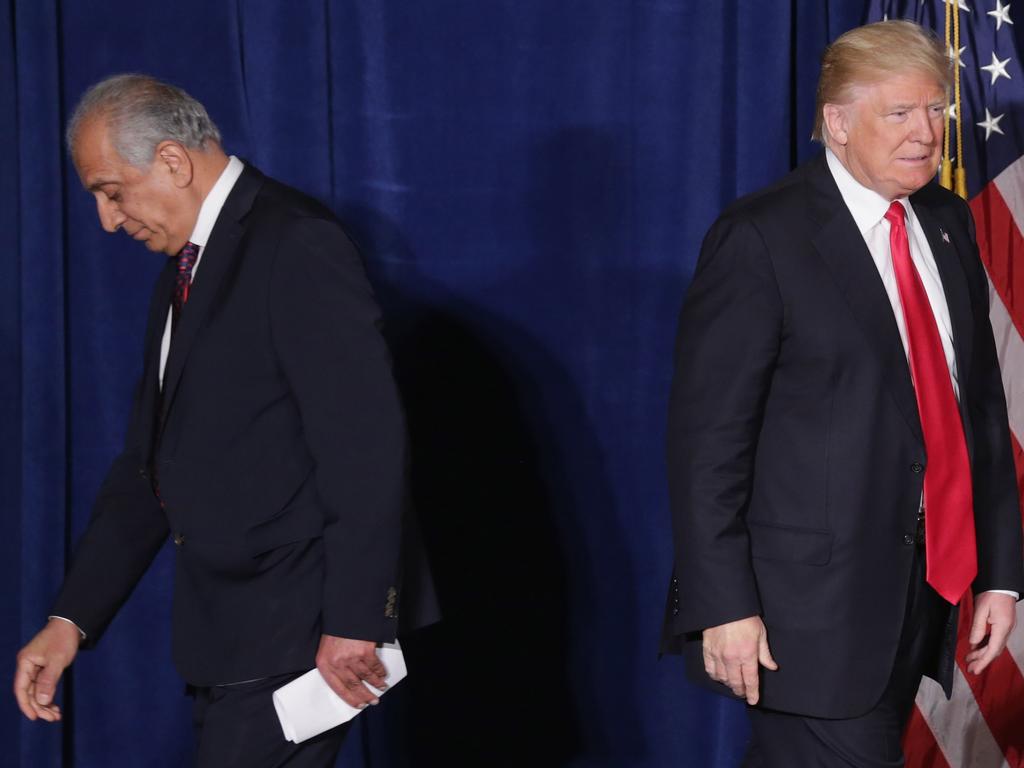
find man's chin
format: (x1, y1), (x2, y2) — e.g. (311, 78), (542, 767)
(898, 170), (939, 197)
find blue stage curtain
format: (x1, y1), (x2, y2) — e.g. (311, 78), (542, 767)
(1, 1), (866, 765)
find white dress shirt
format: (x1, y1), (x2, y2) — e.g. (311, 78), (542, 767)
(159, 155), (245, 389)
(826, 148), (1017, 601)
(825, 149), (958, 394)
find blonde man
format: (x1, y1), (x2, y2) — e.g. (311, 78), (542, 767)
(662, 21), (1022, 766)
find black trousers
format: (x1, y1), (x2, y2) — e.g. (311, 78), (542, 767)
(190, 672), (350, 768)
(743, 544), (953, 768)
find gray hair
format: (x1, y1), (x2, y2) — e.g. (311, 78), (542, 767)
(66, 73), (222, 166)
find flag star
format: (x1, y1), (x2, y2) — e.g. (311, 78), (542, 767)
(988, 0), (1013, 28)
(958, 0), (972, 10)
(949, 44), (968, 68)
(981, 51), (1012, 84)
(978, 107), (1006, 139)
(946, 103), (958, 121)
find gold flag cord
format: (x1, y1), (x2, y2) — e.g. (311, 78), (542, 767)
(942, 0), (968, 198)
(942, 0), (952, 189)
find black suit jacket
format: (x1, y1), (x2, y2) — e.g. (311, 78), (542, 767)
(53, 166), (433, 685)
(661, 154), (1024, 719)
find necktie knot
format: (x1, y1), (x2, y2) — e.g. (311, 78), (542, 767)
(884, 200), (906, 227)
(177, 241), (199, 277)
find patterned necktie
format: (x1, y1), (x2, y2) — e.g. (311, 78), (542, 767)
(172, 241), (199, 333)
(885, 201), (976, 605)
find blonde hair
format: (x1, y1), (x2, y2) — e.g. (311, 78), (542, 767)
(813, 20), (951, 142)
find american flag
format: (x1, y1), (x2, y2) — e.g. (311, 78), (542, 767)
(868, 2), (1024, 766)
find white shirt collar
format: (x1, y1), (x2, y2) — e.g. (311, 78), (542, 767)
(187, 155), (245, 247)
(825, 147), (916, 234)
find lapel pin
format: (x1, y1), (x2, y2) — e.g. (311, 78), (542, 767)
(941, 229), (950, 244)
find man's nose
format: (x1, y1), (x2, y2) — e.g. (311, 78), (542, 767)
(909, 108), (940, 144)
(96, 196), (125, 233)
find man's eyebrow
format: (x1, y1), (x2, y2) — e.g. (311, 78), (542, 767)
(86, 179), (117, 192)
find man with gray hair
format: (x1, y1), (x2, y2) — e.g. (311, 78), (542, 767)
(13, 74), (420, 766)
(661, 20), (1023, 765)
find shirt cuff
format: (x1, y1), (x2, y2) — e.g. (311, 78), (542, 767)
(982, 590), (1020, 600)
(48, 615), (87, 641)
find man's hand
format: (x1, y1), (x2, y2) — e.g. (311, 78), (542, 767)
(966, 592), (1017, 675)
(315, 635), (388, 709)
(13, 619), (81, 722)
(702, 615), (778, 705)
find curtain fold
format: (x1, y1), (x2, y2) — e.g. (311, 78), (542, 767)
(2, 2), (867, 765)
(4, 1), (67, 765)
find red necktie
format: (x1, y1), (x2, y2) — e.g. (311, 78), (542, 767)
(172, 241), (199, 333)
(885, 201), (976, 604)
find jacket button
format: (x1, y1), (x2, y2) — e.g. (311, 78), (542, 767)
(903, 534), (914, 545)
(173, 532), (185, 546)
(911, 462), (923, 473)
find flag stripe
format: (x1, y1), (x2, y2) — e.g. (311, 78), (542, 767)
(970, 185), (1024, 341)
(904, 702), (954, 768)
(989, 278), (1024, 446)
(993, 155), (1024, 247)
(914, 674), (1009, 768)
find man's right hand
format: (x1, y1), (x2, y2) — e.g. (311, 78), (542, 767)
(702, 615), (778, 705)
(13, 619), (81, 722)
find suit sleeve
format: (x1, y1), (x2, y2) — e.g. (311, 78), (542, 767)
(50, 425), (168, 645)
(49, 269), (172, 646)
(958, 200), (1024, 596)
(665, 213), (783, 641)
(269, 217), (406, 642)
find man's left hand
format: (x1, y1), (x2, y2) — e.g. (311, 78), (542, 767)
(965, 592), (1017, 675)
(315, 635), (388, 709)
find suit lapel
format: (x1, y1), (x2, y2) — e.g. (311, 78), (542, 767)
(140, 259), (176, 465)
(804, 156), (924, 443)
(911, 200), (974, 392)
(159, 166), (264, 425)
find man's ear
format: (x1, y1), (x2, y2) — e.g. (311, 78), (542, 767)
(155, 141), (194, 189)
(822, 103), (850, 146)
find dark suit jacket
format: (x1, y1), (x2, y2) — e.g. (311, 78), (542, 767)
(661, 153), (1024, 719)
(52, 165), (434, 685)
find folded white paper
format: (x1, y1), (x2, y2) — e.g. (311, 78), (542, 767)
(273, 643), (407, 744)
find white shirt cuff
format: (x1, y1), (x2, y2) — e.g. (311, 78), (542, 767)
(48, 615), (87, 640)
